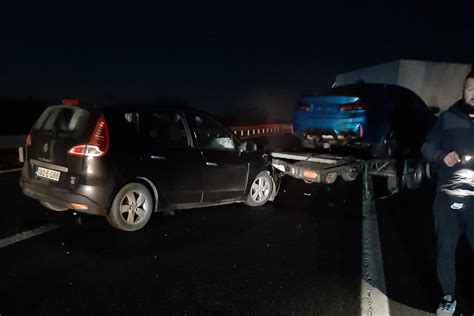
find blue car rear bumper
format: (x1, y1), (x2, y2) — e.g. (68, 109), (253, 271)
(293, 112), (368, 141)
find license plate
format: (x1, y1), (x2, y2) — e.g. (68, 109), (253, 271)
(36, 167), (61, 181)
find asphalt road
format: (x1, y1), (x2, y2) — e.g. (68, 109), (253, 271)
(0, 134), (473, 316)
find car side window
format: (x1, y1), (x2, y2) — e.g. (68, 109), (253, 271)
(189, 114), (236, 151)
(142, 111), (189, 147)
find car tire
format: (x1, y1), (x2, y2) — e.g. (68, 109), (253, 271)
(371, 130), (398, 158)
(402, 161), (424, 190)
(245, 171), (274, 207)
(107, 183), (154, 231)
(301, 138), (316, 149)
(40, 201), (68, 212)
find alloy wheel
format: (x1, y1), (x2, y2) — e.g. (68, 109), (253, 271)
(250, 176), (271, 202)
(119, 190), (151, 225)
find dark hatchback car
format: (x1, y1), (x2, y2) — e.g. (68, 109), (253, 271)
(292, 83), (438, 158)
(20, 101), (275, 231)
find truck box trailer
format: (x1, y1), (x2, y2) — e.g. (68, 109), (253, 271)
(333, 59), (471, 112)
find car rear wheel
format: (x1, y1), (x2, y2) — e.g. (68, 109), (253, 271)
(371, 129), (398, 158)
(107, 183), (153, 231)
(40, 201), (68, 212)
(245, 171), (274, 207)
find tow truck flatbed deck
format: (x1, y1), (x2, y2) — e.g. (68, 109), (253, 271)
(270, 149), (399, 184)
(270, 150), (363, 184)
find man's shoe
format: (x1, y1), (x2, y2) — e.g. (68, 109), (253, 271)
(436, 295), (457, 316)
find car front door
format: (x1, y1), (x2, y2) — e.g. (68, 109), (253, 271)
(139, 110), (204, 206)
(187, 112), (249, 202)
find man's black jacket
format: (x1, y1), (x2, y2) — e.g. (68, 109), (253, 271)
(422, 99), (474, 197)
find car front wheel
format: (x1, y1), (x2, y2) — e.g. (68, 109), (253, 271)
(245, 171), (274, 207)
(107, 183), (153, 231)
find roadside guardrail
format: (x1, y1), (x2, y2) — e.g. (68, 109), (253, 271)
(0, 135), (26, 163)
(229, 124), (293, 139)
(0, 135), (26, 149)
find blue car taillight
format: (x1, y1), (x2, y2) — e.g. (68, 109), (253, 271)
(295, 103), (311, 111)
(339, 100), (365, 111)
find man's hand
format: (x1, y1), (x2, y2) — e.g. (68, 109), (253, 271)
(443, 151), (461, 167)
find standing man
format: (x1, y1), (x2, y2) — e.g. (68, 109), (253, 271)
(422, 71), (474, 316)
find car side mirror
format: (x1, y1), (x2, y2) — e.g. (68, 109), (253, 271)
(429, 106), (440, 115)
(239, 141), (257, 153)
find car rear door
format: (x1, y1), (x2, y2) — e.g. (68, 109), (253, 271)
(186, 112), (249, 202)
(137, 109), (204, 205)
(26, 105), (97, 190)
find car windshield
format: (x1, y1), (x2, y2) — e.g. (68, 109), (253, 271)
(33, 105), (91, 137)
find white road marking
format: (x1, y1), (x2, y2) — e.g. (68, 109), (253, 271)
(0, 168), (22, 174)
(360, 168), (390, 316)
(0, 224), (62, 248)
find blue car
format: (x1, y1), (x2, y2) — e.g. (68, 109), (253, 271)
(292, 83), (438, 158)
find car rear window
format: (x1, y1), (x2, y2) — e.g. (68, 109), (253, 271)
(318, 85), (366, 98)
(32, 105), (91, 137)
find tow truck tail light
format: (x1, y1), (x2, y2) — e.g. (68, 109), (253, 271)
(303, 169), (319, 182)
(339, 100), (365, 111)
(68, 116), (110, 158)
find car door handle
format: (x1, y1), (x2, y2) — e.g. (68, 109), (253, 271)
(206, 162), (218, 167)
(151, 155), (167, 160)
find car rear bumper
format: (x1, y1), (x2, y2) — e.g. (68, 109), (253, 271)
(20, 176), (108, 216)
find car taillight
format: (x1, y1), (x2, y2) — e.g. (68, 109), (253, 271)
(68, 116), (110, 158)
(358, 125), (364, 138)
(26, 133), (32, 146)
(339, 100), (365, 111)
(295, 103), (311, 111)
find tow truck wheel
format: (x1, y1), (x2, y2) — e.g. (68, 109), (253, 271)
(245, 171), (274, 207)
(107, 183), (153, 231)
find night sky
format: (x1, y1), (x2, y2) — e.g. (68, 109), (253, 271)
(0, 1), (472, 123)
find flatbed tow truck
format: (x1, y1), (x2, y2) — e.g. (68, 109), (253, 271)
(269, 149), (430, 196)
